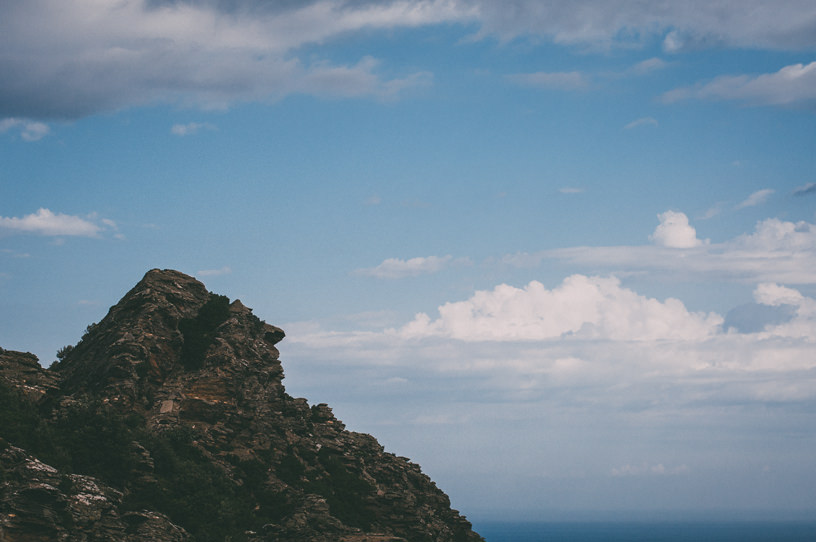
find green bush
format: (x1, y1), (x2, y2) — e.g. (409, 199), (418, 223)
(178, 293), (230, 370)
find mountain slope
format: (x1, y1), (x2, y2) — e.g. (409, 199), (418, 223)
(0, 269), (483, 542)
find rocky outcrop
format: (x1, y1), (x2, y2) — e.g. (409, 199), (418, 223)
(0, 269), (483, 542)
(0, 443), (188, 541)
(0, 348), (58, 400)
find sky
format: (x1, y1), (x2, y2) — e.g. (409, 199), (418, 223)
(2, 0), (816, 522)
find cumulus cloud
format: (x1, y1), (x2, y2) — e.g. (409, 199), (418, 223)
(753, 283), (816, 339)
(624, 117), (658, 130)
(355, 255), (462, 279)
(0, 118), (51, 141)
(649, 211), (704, 248)
(398, 275), (723, 342)
(286, 280), (816, 415)
(0, 208), (110, 237)
(736, 188), (774, 209)
(662, 62), (816, 109)
(506, 71), (590, 91)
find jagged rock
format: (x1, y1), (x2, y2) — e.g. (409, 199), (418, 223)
(0, 269), (483, 541)
(0, 442), (188, 541)
(0, 349), (58, 399)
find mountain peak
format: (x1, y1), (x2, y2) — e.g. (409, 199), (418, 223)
(53, 268), (284, 403)
(1, 269), (483, 541)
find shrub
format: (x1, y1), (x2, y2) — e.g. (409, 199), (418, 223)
(178, 293), (230, 370)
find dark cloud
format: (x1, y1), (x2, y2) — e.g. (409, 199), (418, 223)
(793, 182), (816, 196)
(3, 0), (816, 120)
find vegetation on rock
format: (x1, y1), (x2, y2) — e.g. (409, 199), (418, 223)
(0, 269), (483, 542)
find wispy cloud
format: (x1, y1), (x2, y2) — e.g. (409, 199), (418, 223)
(543, 217), (816, 285)
(624, 117), (658, 130)
(627, 57), (668, 75)
(736, 188), (774, 209)
(468, 1), (816, 51)
(793, 182), (816, 197)
(171, 122), (216, 136)
(507, 71), (590, 91)
(0, 208), (112, 237)
(0, 118), (50, 141)
(662, 62), (816, 109)
(196, 266), (232, 277)
(355, 255), (465, 279)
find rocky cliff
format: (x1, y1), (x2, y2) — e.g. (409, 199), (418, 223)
(0, 269), (483, 542)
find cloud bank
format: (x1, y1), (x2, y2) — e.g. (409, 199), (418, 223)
(507, 215), (816, 285)
(3, 1), (816, 119)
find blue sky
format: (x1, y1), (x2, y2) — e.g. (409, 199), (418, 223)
(2, 0), (816, 521)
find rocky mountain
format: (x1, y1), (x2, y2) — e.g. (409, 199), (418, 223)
(0, 269), (483, 542)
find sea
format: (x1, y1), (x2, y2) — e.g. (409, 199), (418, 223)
(471, 521), (816, 541)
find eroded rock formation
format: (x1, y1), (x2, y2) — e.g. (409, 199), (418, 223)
(0, 269), (482, 542)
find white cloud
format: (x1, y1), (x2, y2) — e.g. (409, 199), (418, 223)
(506, 217), (816, 285)
(196, 266), (232, 277)
(628, 57), (668, 75)
(754, 283), (816, 339)
(285, 281), (816, 413)
(507, 71), (589, 91)
(624, 117), (658, 130)
(736, 188), (774, 209)
(171, 122), (216, 136)
(356, 255), (462, 279)
(649, 211), (704, 248)
(0, 118), (50, 141)
(0, 208), (106, 237)
(754, 283), (804, 307)
(559, 187), (585, 194)
(398, 275), (723, 342)
(662, 62), (816, 109)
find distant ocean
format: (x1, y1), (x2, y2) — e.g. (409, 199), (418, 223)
(472, 521), (816, 542)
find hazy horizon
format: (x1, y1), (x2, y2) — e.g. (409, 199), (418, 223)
(2, 0), (816, 519)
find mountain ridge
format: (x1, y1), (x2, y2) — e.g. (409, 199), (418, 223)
(0, 269), (483, 542)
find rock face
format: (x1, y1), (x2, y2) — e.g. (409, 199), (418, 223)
(0, 269), (483, 542)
